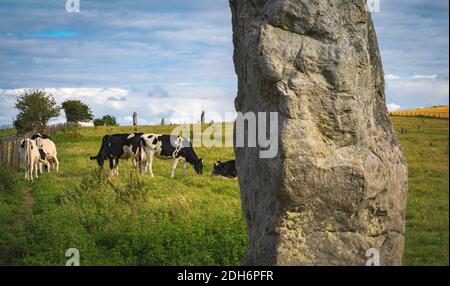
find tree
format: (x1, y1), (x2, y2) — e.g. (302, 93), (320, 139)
(161, 118), (165, 126)
(61, 100), (93, 123)
(93, 115), (119, 126)
(13, 90), (60, 133)
(201, 110), (205, 125)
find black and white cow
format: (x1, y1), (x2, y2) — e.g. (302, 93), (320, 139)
(31, 133), (59, 172)
(211, 160), (237, 179)
(90, 133), (143, 176)
(139, 134), (203, 178)
(18, 138), (43, 181)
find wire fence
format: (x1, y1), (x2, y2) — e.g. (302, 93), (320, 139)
(0, 124), (14, 131)
(0, 122), (77, 168)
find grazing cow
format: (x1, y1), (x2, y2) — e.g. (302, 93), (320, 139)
(90, 133), (143, 176)
(18, 138), (42, 182)
(211, 160), (237, 179)
(32, 134), (59, 172)
(139, 134), (203, 178)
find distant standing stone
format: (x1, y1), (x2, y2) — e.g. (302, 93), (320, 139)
(133, 112), (138, 126)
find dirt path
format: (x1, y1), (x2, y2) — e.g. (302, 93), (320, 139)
(0, 188), (34, 265)
(15, 188), (35, 221)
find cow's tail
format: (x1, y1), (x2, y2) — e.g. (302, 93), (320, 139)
(139, 137), (147, 162)
(25, 139), (32, 164)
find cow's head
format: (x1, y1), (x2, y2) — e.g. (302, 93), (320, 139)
(193, 158), (203, 175)
(90, 155), (105, 168)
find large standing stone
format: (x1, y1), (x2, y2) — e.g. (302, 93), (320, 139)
(230, 0), (408, 266)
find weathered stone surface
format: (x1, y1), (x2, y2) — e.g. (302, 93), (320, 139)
(230, 0), (408, 266)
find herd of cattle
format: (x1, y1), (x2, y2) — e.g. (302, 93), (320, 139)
(18, 132), (237, 182)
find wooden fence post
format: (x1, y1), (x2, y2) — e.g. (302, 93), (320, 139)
(7, 139), (11, 167)
(2, 140), (7, 167)
(9, 140), (14, 168)
(12, 139), (19, 169)
(0, 138), (3, 166)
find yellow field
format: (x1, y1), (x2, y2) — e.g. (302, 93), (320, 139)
(390, 106), (449, 119)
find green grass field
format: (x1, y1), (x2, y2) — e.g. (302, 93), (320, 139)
(0, 128), (16, 138)
(391, 117), (449, 265)
(0, 117), (448, 265)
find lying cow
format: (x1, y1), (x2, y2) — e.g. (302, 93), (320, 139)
(32, 133), (59, 172)
(18, 138), (43, 182)
(139, 134), (203, 178)
(212, 160), (237, 179)
(90, 133), (143, 176)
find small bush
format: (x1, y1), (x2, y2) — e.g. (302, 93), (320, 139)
(0, 166), (20, 195)
(111, 172), (148, 204)
(63, 169), (108, 202)
(64, 169), (148, 205)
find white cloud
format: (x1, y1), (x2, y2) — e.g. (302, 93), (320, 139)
(411, 74), (438, 79)
(385, 74), (440, 81)
(385, 74), (400, 80)
(1, 0), (447, 126)
(0, 87), (130, 125)
(387, 103), (401, 112)
(386, 77), (449, 109)
(123, 116), (133, 123)
(0, 85), (236, 126)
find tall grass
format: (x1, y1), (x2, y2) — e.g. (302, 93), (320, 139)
(0, 166), (20, 195)
(0, 166), (24, 265)
(10, 167), (247, 265)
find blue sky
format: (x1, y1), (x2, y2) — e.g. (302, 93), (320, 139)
(0, 0), (448, 125)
